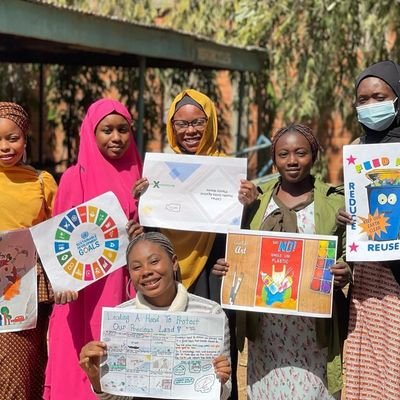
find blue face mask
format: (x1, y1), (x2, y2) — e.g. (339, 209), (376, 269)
(356, 98), (398, 131)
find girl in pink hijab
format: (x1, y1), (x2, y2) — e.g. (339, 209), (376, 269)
(44, 99), (142, 400)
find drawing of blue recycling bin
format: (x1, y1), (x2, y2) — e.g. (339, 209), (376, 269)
(366, 169), (400, 241)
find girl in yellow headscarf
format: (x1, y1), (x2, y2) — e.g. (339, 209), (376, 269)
(164, 89), (224, 295)
(166, 89), (222, 157)
(131, 89), (255, 400)
(134, 89), (226, 296)
(133, 88), (257, 295)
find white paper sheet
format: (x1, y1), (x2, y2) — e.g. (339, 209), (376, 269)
(30, 192), (129, 292)
(139, 153), (247, 233)
(0, 229), (37, 333)
(100, 307), (224, 399)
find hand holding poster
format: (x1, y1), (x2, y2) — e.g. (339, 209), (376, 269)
(100, 308), (224, 399)
(221, 230), (337, 318)
(0, 229), (37, 332)
(139, 153), (247, 233)
(30, 192), (129, 292)
(343, 143), (400, 261)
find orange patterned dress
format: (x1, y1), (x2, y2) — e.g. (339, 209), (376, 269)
(0, 166), (57, 400)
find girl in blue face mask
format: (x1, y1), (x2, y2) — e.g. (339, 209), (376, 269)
(355, 60), (400, 142)
(338, 60), (400, 400)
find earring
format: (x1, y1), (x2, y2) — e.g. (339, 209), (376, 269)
(125, 278), (135, 299)
(22, 147), (27, 164)
(175, 265), (182, 283)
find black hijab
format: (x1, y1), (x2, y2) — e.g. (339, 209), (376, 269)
(356, 60), (400, 143)
(356, 60), (400, 283)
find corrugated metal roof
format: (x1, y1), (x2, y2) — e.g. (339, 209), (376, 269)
(28, 0), (259, 51)
(0, 0), (266, 71)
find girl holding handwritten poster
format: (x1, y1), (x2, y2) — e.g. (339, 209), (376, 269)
(0, 102), (57, 399)
(44, 99), (143, 400)
(79, 232), (231, 400)
(337, 60), (400, 400)
(214, 124), (351, 399)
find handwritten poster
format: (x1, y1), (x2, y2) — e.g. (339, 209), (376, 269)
(139, 152), (247, 233)
(100, 307), (225, 399)
(343, 143), (400, 261)
(221, 230), (337, 318)
(30, 192), (129, 292)
(0, 229), (37, 333)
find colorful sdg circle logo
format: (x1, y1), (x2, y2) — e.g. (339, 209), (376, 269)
(54, 205), (119, 281)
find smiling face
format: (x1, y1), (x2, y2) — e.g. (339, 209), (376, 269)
(128, 240), (178, 307)
(356, 77), (397, 106)
(274, 130), (314, 184)
(172, 104), (207, 154)
(0, 118), (26, 168)
(95, 113), (131, 160)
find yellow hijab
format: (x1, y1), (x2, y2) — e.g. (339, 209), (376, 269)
(166, 89), (222, 156)
(163, 89), (222, 288)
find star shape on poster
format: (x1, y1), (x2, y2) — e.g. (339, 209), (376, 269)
(349, 242), (359, 252)
(346, 155), (357, 165)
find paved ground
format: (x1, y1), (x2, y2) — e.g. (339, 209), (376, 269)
(237, 341), (248, 400)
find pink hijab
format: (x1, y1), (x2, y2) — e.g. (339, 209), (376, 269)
(54, 98), (142, 219)
(45, 99), (142, 400)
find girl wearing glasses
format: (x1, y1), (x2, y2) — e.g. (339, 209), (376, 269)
(133, 89), (254, 299)
(132, 90), (255, 399)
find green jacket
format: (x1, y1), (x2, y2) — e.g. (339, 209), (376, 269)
(238, 177), (347, 395)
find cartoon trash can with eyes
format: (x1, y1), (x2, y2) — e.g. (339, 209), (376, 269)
(366, 169), (400, 241)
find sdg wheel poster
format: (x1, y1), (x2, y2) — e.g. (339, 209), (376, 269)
(30, 192), (129, 292)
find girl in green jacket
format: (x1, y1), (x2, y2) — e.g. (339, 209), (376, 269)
(213, 123), (351, 399)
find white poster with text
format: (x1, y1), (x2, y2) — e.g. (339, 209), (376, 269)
(100, 307), (225, 399)
(139, 153), (247, 233)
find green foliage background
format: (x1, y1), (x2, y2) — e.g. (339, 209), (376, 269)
(1, 0), (399, 173)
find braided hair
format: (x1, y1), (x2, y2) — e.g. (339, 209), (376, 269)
(126, 232), (175, 261)
(271, 123), (320, 163)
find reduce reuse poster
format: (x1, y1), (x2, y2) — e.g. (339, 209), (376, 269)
(343, 143), (400, 261)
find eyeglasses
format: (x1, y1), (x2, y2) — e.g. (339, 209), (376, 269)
(172, 118), (207, 132)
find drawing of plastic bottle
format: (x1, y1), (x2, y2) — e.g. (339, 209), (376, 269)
(261, 272), (278, 294)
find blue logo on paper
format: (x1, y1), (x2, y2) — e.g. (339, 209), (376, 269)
(165, 162), (201, 182)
